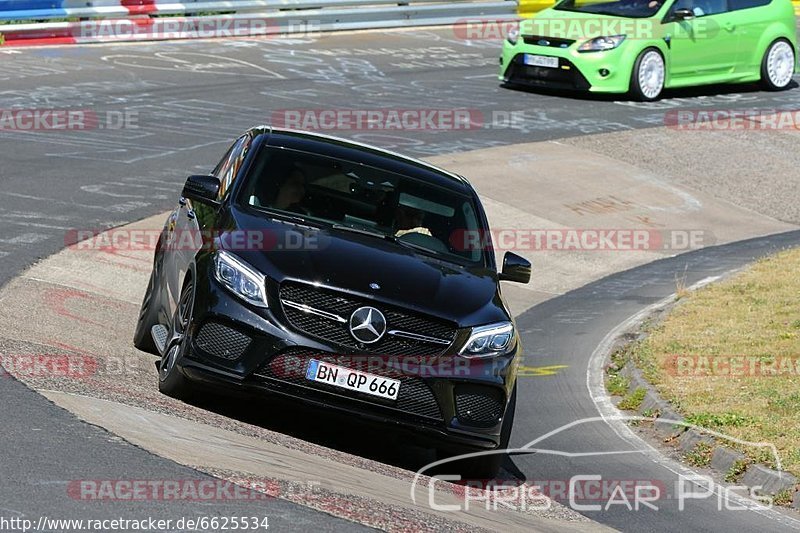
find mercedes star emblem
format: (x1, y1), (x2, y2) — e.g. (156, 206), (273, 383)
(349, 306), (387, 344)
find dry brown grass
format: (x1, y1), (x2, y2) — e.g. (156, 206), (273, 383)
(632, 247), (800, 475)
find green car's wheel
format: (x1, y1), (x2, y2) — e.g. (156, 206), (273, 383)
(630, 48), (665, 101)
(761, 39), (795, 91)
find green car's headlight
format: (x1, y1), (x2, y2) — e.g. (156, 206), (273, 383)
(506, 23), (520, 45)
(214, 250), (269, 308)
(459, 322), (515, 359)
(578, 35), (626, 53)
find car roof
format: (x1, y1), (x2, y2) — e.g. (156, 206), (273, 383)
(247, 126), (473, 193)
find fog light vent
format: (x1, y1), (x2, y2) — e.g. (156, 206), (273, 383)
(195, 322), (251, 360)
(455, 385), (504, 427)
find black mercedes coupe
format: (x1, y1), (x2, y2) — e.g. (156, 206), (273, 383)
(133, 127), (531, 474)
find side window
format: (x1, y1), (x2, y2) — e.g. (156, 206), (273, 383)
(671, 0), (728, 16)
(728, 0), (769, 10)
(212, 141), (237, 178)
(213, 136), (251, 200)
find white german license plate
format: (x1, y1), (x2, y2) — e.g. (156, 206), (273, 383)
(306, 359), (400, 400)
(524, 54), (559, 68)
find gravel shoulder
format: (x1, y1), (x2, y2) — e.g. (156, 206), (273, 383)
(563, 127), (800, 225)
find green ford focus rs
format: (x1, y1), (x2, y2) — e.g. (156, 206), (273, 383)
(499, 0), (798, 100)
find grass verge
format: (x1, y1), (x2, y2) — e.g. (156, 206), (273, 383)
(629, 247), (800, 476)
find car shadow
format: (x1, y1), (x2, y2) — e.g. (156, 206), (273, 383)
(185, 385), (526, 483)
(501, 79), (799, 102)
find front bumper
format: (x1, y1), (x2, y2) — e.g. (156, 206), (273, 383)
(176, 259), (520, 451)
(499, 37), (635, 93)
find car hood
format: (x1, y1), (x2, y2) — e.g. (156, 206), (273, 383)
(223, 209), (511, 327)
(523, 7), (661, 41)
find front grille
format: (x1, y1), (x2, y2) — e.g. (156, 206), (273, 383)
(522, 35), (576, 48)
(195, 321), (251, 360)
(254, 348), (443, 421)
(279, 282), (457, 356)
(455, 385), (504, 427)
(505, 55), (591, 90)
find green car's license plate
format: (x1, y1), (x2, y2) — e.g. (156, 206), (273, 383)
(524, 54), (558, 68)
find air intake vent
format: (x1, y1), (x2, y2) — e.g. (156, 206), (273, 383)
(455, 385), (504, 427)
(195, 322), (251, 360)
(522, 35), (576, 48)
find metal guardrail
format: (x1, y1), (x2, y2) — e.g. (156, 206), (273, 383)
(0, 0), (520, 46)
(8, 0), (792, 46)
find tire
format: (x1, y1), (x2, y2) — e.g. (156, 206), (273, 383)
(158, 277), (195, 400)
(439, 385), (518, 480)
(133, 268), (161, 355)
(760, 39), (795, 91)
(630, 48), (665, 102)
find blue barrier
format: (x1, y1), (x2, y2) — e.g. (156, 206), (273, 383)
(0, 10), (68, 21)
(0, 1), (64, 8)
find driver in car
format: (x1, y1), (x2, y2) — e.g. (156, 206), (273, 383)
(274, 167), (307, 212)
(394, 204), (433, 237)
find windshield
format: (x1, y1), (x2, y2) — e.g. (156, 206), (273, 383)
(554, 0), (666, 17)
(238, 146), (487, 266)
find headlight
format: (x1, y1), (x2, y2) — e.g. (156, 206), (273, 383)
(459, 322), (515, 358)
(506, 23), (520, 45)
(214, 250), (268, 308)
(578, 35), (626, 53)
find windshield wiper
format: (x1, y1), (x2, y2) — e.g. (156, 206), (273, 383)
(331, 224), (394, 241)
(392, 236), (438, 255)
(251, 206), (327, 231)
(332, 222), (468, 260)
(332, 223), (452, 258)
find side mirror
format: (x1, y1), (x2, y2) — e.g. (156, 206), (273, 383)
(499, 252), (531, 284)
(672, 8), (694, 20)
(182, 175), (221, 207)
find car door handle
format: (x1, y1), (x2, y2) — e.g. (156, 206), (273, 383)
(723, 22), (735, 31)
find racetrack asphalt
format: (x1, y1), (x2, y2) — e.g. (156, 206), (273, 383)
(509, 229), (800, 532)
(2, 26), (800, 531)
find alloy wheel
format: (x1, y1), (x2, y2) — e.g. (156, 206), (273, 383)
(638, 51), (665, 100)
(767, 41), (794, 89)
